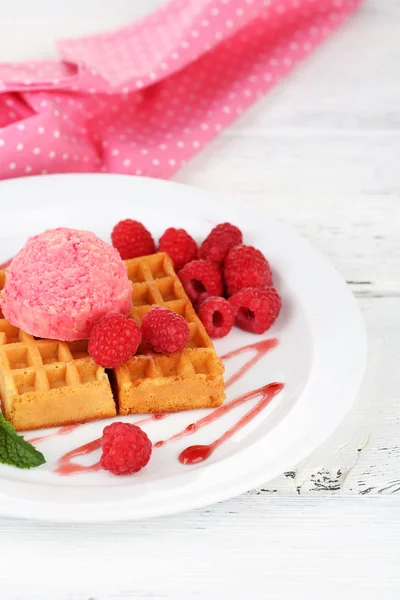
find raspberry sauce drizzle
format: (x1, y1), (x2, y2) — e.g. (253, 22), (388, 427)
(155, 382), (283, 450)
(179, 383), (283, 464)
(54, 437), (103, 475)
(221, 338), (278, 388)
(54, 414), (166, 476)
(154, 337), (278, 448)
(28, 424), (81, 445)
(54, 337), (280, 474)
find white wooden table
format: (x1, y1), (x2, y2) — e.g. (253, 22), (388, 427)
(0, 1), (399, 598)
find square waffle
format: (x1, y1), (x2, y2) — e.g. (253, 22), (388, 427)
(0, 252), (225, 430)
(114, 253), (225, 414)
(0, 273), (116, 430)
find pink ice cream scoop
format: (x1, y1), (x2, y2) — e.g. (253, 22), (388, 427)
(1, 228), (132, 341)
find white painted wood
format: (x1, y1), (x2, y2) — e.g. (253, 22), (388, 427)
(0, 0), (399, 597)
(1, 498), (400, 599)
(178, 134), (400, 296)
(260, 296), (400, 496)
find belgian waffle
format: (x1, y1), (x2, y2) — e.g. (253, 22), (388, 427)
(0, 253), (225, 430)
(114, 252), (225, 414)
(0, 273), (116, 430)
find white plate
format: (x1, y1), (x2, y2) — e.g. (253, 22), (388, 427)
(0, 174), (366, 522)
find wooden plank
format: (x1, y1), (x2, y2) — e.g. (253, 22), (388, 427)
(0, 497), (399, 599)
(177, 133), (400, 296)
(251, 296), (400, 496)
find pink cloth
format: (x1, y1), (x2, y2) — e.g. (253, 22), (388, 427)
(0, 0), (363, 181)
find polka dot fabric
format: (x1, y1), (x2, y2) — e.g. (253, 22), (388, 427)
(0, 0), (363, 180)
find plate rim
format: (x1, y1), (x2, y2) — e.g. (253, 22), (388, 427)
(0, 173), (367, 522)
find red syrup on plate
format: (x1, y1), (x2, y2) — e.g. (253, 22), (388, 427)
(154, 338), (279, 448)
(178, 382), (283, 464)
(28, 424), (81, 445)
(54, 414), (166, 476)
(54, 437), (103, 475)
(53, 337), (281, 474)
(221, 338), (278, 388)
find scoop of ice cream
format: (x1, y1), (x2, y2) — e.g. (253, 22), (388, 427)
(1, 228), (132, 341)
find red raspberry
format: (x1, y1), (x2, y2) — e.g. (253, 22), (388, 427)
(224, 244), (272, 296)
(111, 219), (156, 260)
(159, 227), (197, 271)
(199, 223), (242, 265)
(178, 260), (223, 303)
(100, 422), (152, 475)
(198, 296), (235, 338)
(141, 306), (190, 353)
(229, 287), (281, 334)
(88, 313), (142, 368)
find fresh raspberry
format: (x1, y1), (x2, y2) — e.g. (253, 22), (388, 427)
(229, 287), (281, 334)
(141, 306), (190, 353)
(88, 313), (142, 368)
(159, 227), (197, 270)
(178, 260), (223, 303)
(224, 244), (272, 296)
(111, 219), (156, 260)
(198, 296), (235, 338)
(199, 223), (243, 265)
(100, 422), (152, 475)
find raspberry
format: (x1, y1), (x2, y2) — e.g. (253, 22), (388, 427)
(199, 223), (242, 265)
(159, 227), (197, 270)
(141, 306), (190, 353)
(224, 244), (272, 296)
(198, 296), (235, 338)
(88, 313), (142, 368)
(178, 260), (223, 303)
(111, 219), (155, 260)
(100, 422), (152, 475)
(229, 287), (281, 334)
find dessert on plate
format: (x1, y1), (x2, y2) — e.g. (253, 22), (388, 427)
(0, 321), (116, 432)
(115, 253), (225, 415)
(0, 221), (281, 475)
(0, 230), (225, 431)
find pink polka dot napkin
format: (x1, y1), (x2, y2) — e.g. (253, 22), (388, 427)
(0, 0), (363, 181)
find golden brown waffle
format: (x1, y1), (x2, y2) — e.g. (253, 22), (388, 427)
(114, 253), (225, 414)
(0, 280), (116, 430)
(0, 252), (225, 429)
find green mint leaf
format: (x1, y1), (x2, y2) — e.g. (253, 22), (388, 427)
(0, 413), (46, 469)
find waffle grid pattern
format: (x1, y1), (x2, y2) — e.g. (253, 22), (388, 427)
(0, 324), (101, 396)
(127, 252), (213, 352)
(0, 253), (225, 427)
(115, 253), (225, 414)
(0, 274), (116, 430)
